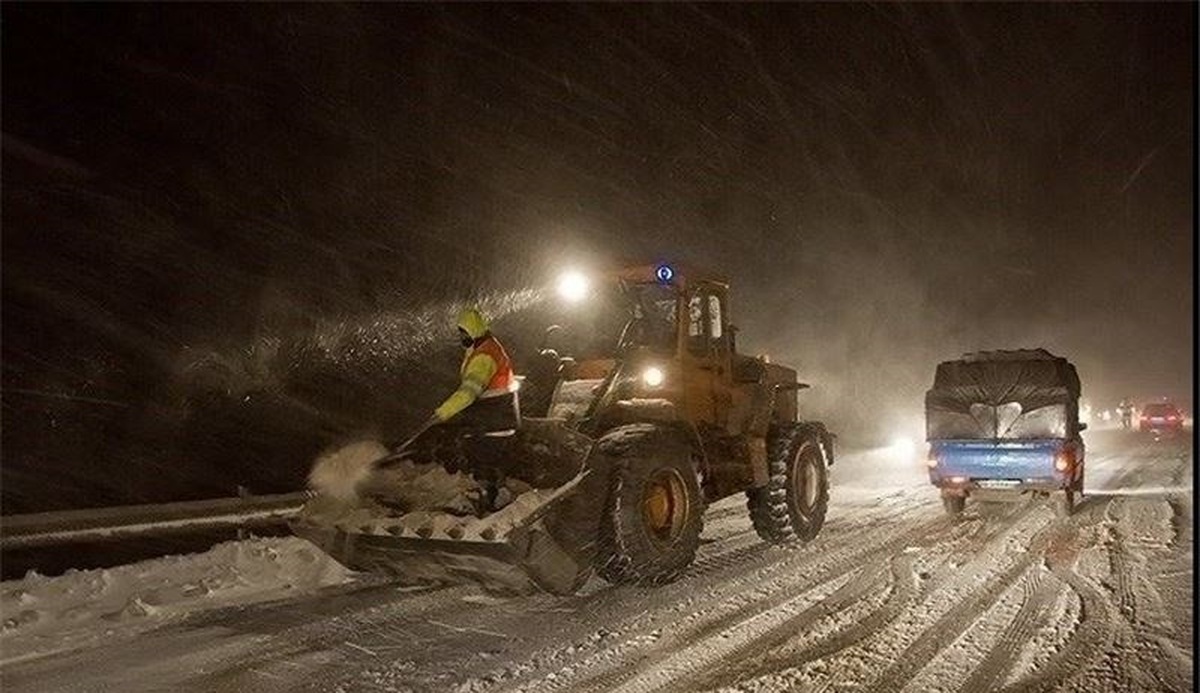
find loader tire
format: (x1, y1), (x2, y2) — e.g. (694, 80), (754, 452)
(746, 424), (830, 545)
(595, 424), (705, 585)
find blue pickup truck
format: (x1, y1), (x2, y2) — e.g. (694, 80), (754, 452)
(925, 349), (1085, 518)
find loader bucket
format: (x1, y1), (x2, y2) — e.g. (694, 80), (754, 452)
(292, 419), (608, 594)
(292, 471), (595, 594)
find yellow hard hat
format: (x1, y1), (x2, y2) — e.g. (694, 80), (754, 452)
(456, 307), (490, 340)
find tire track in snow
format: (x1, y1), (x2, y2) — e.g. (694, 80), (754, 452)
(501, 510), (949, 693)
(637, 559), (898, 693)
(994, 503), (1119, 693)
(857, 546), (1042, 693)
(569, 555), (906, 693)
(649, 506), (1032, 693)
(997, 567), (1117, 693)
(1164, 496), (1190, 549)
(958, 524), (1078, 692)
(679, 512), (952, 649)
(663, 509), (1027, 693)
(867, 511), (1113, 693)
(1103, 500), (1139, 625)
(477, 504), (929, 693)
(982, 490), (1187, 693)
(582, 572), (858, 693)
(664, 555), (913, 693)
(581, 501), (1025, 693)
(753, 554), (918, 678)
(777, 508), (1055, 693)
(1101, 495), (1194, 691)
(683, 501), (919, 581)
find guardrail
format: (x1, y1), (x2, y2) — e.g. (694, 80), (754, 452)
(0, 491), (313, 550)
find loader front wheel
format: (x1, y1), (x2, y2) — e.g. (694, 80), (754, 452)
(596, 425), (704, 585)
(747, 425), (830, 544)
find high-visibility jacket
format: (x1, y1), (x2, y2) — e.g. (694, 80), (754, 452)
(434, 334), (514, 421)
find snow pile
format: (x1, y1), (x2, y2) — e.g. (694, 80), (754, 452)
(0, 536), (354, 664)
(366, 459), (484, 515)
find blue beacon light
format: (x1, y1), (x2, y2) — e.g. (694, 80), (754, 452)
(655, 264), (675, 283)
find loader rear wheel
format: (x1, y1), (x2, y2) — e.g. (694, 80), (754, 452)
(747, 425), (830, 545)
(595, 425), (704, 585)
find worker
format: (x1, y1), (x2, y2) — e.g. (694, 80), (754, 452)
(421, 307), (520, 512)
(1117, 398), (1134, 430)
(428, 306), (520, 435)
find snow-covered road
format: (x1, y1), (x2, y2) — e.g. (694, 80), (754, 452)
(3, 430), (1192, 692)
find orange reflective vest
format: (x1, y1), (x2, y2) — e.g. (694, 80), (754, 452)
(466, 335), (514, 397)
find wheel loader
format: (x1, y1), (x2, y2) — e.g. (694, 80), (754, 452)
(292, 263), (835, 594)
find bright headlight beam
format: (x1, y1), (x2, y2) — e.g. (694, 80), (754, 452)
(642, 366), (665, 388)
(889, 436), (916, 457)
(556, 271), (590, 303)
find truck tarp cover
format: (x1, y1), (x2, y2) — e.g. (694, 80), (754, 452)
(925, 349), (1081, 440)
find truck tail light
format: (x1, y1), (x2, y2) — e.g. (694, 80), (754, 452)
(1054, 448), (1075, 472)
(926, 454), (938, 469)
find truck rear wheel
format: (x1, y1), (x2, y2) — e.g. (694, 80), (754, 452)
(595, 425), (705, 585)
(942, 493), (965, 517)
(747, 424), (830, 544)
(1054, 489), (1075, 518)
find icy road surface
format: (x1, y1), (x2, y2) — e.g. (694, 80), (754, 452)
(2, 430), (1192, 692)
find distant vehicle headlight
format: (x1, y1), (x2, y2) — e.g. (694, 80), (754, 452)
(642, 366), (665, 388)
(890, 436), (916, 457)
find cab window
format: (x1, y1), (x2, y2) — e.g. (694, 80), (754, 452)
(708, 295), (723, 340)
(687, 295), (705, 354)
(688, 291), (727, 355)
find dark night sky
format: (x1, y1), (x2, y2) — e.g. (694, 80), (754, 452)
(1, 3), (1194, 513)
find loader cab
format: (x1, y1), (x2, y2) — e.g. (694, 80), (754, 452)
(555, 264), (735, 429)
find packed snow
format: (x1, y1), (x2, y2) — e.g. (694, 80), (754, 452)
(0, 431), (1192, 693)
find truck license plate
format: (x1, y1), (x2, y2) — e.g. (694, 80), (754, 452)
(977, 479), (1021, 488)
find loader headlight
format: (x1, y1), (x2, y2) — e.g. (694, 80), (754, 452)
(556, 270), (590, 303)
(642, 366), (665, 388)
